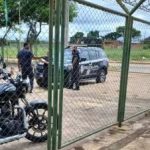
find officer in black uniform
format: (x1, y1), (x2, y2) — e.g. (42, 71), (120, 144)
(17, 42), (42, 93)
(40, 52), (49, 88)
(71, 46), (80, 90)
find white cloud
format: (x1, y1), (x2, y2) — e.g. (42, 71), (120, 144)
(69, 0), (150, 39)
(1, 0), (150, 41)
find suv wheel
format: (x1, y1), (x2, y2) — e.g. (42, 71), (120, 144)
(36, 78), (43, 87)
(96, 69), (106, 83)
(64, 72), (72, 88)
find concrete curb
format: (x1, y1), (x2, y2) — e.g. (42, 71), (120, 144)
(66, 114), (150, 150)
(110, 60), (150, 65)
(99, 127), (148, 150)
(5, 59), (150, 65)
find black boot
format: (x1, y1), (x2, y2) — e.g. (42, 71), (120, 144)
(73, 83), (80, 90)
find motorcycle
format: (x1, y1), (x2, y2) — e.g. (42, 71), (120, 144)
(0, 64), (48, 144)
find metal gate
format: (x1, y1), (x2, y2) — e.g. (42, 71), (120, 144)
(48, 0), (150, 149)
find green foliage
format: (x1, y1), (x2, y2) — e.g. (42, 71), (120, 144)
(105, 47), (150, 61)
(74, 32), (84, 38)
(143, 37), (150, 49)
(104, 32), (121, 40)
(87, 30), (99, 38)
(69, 3), (78, 22)
(0, 0), (3, 12)
(0, 0), (78, 43)
(70, 30), (103, 47)
(0, 0), (77, 25)
(3, 43), (150, 61)
(70, 32), (84, 43)
(0, 0), (20, 27)
(116, 26), (141, 38)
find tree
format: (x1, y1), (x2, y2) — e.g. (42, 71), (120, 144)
(87, 30), (99, 39)
(143, 36), (150, 49)
(0, 0), (19, 39)
(21, 0), (78, 44)
(70, 32), (84, 43)
(104, 32), (121, 40)
(116, 26), (141, 38)
(0, 0), (78, 44)
(69, 2), (78, 22)
(74, 32), (84, 39)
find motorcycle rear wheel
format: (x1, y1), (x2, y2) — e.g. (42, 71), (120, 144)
(25, 104), (48, 142)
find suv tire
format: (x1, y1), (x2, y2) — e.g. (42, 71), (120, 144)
(36, 78), (43, 87)
(96, 69), (106, 83)
(64, 72), (72, 88)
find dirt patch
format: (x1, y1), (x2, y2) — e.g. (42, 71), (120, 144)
(0, 69), (150, 150)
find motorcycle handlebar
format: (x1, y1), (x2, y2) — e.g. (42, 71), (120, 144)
(0, 69), (12, 81)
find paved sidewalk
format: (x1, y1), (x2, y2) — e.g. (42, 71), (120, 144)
(122, 129), (150, 150)
(1, 114), (150, 150)
(68, 114), (150, 150)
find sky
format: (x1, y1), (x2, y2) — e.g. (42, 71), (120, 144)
(1, 0), (150, 41)
(69, 0), (150, 39)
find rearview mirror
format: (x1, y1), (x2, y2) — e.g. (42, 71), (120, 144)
(80, 58), (86, 62)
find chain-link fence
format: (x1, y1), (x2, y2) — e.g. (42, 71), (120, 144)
(125, 19), (150, 119)
(0, 0), (49, 149)
(0, 0), (150, 150)
(61, 1), (125, 146)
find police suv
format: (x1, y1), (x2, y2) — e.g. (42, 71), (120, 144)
(34, 47), (109, 88)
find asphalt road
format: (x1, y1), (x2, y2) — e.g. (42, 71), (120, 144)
(6, 60), (150, 73)
(110, 62), (150, 73)
(129, 64), (150, 73)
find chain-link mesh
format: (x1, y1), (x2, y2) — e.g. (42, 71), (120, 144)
(125, 20), (150, 119)
(1, 0), (150, 149)
(124, 0), (150, 12)
(0, 0), (49, 149)
(61, 1), (125, 145)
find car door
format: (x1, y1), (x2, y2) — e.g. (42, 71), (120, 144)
(88, 49), (100, 77)
(79, 49), (91, 79)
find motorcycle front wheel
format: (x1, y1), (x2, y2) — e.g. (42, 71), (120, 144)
(25, 104), (48, 142)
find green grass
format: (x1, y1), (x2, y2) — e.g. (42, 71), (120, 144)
(1, 43), (150, 62)
(2, 43), (49, 58)
(105, 47), (150, 61)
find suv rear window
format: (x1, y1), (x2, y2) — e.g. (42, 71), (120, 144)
(99, 50), (107, 59)
(80, 50), (89, 60)
(64, 49), (72, 64)
(89, 50), (98, 60)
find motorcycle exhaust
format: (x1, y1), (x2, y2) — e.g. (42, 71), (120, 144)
(0, 133), (26, 144)
(15, 106), (28, 130)
(0, 106), (28, 145)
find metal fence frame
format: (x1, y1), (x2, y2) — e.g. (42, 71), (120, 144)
(48, 0), (150, 149)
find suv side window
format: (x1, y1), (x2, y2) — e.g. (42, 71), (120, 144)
(99, 50), (107, 59)
(95, 50), (100, 59)
(89, 50), (97, 60)
(80, 50), (89, 60)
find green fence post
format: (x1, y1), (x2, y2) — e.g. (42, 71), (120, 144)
(58, 0), (66, 148)
(117, 16), (133, 127)
(1, 44), (4, 64)
(52, 0), (61, 149)
(130, 0), (146, 15)
(116, 0), (129, 14)
(47, 0), (54, 150)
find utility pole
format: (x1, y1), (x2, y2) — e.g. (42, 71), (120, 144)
(64, 0), (69, 47)
(18, 1), (21, 52)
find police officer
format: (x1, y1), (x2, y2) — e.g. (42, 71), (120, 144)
(17, 42), (41, 93)
(71, 46), (80, 90)
(40, 52), (49, 88)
